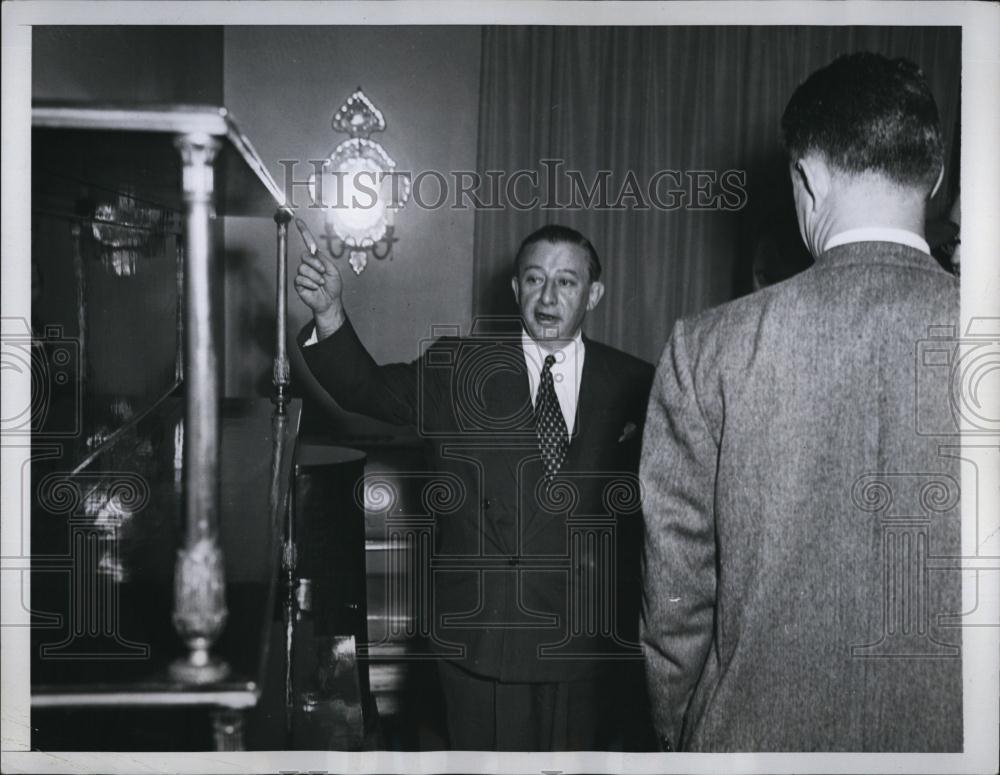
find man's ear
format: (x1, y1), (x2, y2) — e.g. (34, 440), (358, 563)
(510, 276), (519, 305)
(794, 153), (831, 211)
(586, 281), (605, 311)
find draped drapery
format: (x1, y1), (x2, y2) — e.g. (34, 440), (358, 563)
(473, 26), (961, 363)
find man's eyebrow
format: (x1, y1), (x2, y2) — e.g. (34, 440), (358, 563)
(521, 263), (582, 276)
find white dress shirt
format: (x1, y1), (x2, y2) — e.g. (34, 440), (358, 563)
(824, 226), (930, 255)
(521, 329), (585, 435)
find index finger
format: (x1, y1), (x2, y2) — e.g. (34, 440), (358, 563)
(299, 250), (328, 273)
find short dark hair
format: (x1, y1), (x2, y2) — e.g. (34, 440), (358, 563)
(513, 224), (602, 282)
(781, 52), (944, 191)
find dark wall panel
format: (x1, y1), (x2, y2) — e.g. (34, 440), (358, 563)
(222, 26), (481, 397)
(33, 26), (224, 105)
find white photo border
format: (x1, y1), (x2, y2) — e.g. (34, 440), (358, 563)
(2, 2), (997, 773)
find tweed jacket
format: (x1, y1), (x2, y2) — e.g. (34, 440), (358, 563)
(301, 319), (654, 683)
(640, 241), (962, 751)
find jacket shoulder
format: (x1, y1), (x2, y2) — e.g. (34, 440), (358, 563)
(586, 338), (655, 382)
(424, 334), (464, 352)
(683, 281), (781, 337)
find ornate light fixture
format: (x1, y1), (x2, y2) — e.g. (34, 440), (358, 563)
(308, 88), (410, 275)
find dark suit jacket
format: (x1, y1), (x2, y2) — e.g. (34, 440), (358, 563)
(301, 320), (654, 683)
(640, 242), (962, 751)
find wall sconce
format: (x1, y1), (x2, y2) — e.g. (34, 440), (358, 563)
(308, 88), (410, 275)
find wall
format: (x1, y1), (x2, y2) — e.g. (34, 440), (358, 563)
(33, 26), (224, 104)
(222, 26), (481, 398)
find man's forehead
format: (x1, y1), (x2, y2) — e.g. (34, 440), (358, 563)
(520, 241), (588, 273)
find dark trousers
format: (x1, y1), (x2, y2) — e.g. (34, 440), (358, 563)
(437, 660), (601, 751)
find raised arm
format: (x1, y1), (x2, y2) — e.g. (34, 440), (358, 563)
(294, 249), (432, 426)
(639, 318), (718, 751)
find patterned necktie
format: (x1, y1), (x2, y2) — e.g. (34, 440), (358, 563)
(535, 354), (569, 483)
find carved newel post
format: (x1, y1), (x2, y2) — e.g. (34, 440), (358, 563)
(170, 132), (229, 683)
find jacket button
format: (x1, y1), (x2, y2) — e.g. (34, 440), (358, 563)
(482, 498), (492, 510)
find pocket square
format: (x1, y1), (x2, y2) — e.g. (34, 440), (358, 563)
(618, 421), (638, 443)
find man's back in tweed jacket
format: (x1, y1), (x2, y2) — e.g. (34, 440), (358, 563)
(640, 240), (962, 751)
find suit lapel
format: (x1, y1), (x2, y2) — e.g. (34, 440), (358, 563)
(481, 339), (533, 441)
(478, 342), (537, 555)
(565, 338), (612, 467)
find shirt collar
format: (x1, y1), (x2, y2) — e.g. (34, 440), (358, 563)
(824, 227), (930, 255)
(521, 328), (584, 372)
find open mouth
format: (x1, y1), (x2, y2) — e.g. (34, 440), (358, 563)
(534, 311), (561, 327)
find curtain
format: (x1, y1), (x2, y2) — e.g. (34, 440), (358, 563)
(473, 26), (961, 364)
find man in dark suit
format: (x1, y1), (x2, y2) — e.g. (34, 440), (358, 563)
(641, 53), (962, 751)
(295, 224), (654, 750)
